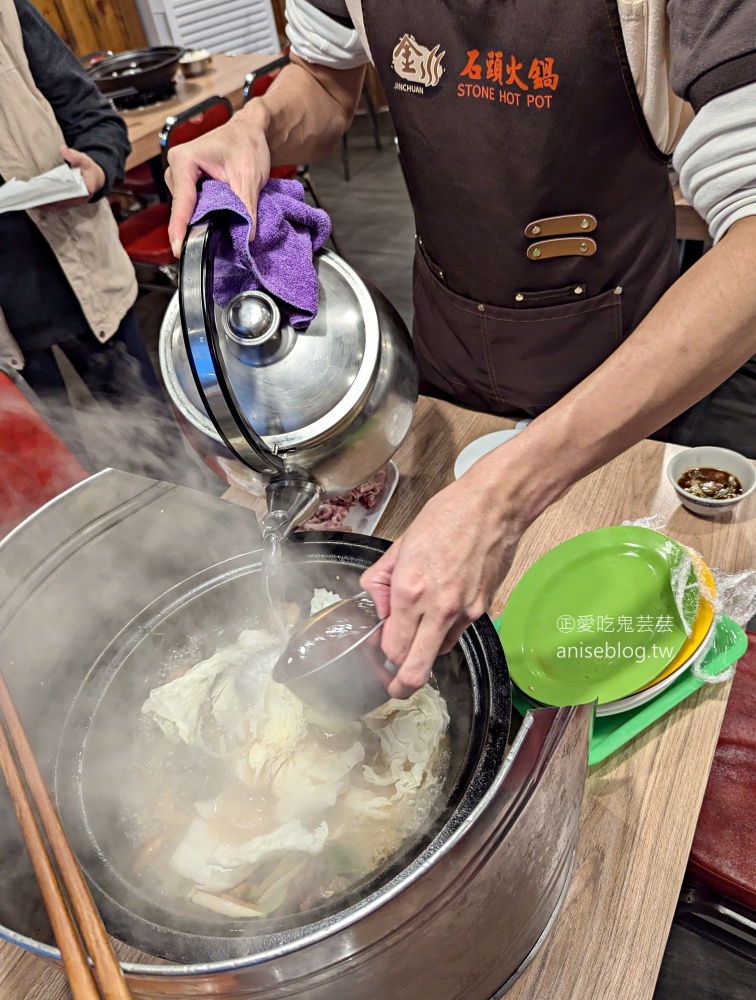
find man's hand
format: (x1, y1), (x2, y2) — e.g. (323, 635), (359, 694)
(166, 112), (272, 257)
(165, 58), (365, 257)
(361, 452), (535, 699)
(60, 145), (106, 199)
(360, 214), (756, 702)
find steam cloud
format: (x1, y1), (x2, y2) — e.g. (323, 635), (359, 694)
(4, 336), (220, 508)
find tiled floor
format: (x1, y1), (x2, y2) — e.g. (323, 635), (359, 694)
(307, 117), (415, 328)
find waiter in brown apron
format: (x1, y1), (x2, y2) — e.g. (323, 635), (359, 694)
(167, 0), (756, 696)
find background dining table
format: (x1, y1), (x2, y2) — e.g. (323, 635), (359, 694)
(122, 52), (273, 172)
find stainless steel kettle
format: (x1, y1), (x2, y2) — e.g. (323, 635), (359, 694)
(159, 215), (418, 540)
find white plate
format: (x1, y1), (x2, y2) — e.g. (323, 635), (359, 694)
(454, 428), (523, 480)
(218, 459), (398, 536)
(595, 618), (717, 717)
(340, 461), (399, 535)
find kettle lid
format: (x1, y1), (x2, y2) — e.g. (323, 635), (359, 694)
(172, 222), (381, 453)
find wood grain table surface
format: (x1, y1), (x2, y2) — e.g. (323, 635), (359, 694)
(122, 53), (273, 171)
(3, 403), (753, 998)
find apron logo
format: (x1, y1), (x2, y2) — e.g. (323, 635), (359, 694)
(392, 35), (445, 95)
(458, 49), (560, 109)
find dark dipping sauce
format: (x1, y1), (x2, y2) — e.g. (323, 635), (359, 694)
(677, 467), (743, 501)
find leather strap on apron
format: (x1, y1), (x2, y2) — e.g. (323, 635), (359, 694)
(362, 0), (679, 415)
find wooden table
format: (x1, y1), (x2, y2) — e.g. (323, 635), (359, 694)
(123, 53), (274, 171)
(3, 397), (754, 998)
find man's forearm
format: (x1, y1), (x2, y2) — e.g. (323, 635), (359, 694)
(473, 216), (756, 521)
(237, 57), (365, 168)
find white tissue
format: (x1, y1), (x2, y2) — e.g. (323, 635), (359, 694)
(0, 164), (89, 214)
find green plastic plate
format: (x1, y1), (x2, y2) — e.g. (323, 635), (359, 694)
(498, 526), (699, 706)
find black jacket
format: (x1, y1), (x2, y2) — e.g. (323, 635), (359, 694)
(0, 0), (132, 351)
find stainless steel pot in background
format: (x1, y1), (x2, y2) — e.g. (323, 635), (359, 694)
(86, 47), (183, 96)
(0, 472), (591, 999)
(179, 51), (212, 78)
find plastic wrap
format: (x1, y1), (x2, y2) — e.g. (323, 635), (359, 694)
(622, 514), (756, 684)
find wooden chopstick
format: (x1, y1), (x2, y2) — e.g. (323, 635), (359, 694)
(0, 671), (132, 1000)
(0, 714), (100, 998)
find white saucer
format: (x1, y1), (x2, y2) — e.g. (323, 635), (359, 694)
(341, 461), (399, 535)
(454, 428), (524, 480)
(595, 618), (716, 716)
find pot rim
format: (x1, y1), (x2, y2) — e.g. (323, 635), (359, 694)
(3, 723), (519, 977)
(88, 46), (184, 80)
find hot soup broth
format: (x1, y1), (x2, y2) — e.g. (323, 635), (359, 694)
(126, 589), (451, 921)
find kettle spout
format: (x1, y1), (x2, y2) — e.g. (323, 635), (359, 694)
(262, 474), (322, 542)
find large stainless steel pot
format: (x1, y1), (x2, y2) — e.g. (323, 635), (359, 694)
(0, 472), (591, 999)
(160, 221), (418, 540)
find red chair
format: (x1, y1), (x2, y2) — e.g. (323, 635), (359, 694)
(117, 96), (233, 288)
(0, 369), (89, 538)
(245, 53), (381, 185)
(243, 55), (319, 190)
(114, 160), (162, 208)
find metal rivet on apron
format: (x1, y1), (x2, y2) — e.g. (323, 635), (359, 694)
(531, 225), (541, 235)
(580, 219), (590, 229)
(439, 270), (444, 279)
(418, 237), (423, 245)
(614, 286), (623, 295)
(574, 286), (584, 294)
(579, 242), (589, 253)
(531, 248), (541, 258)
(515, 293), (524, 302)
(478, 303), (485, 312)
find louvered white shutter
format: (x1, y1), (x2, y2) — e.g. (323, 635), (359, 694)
(135, 0), (280, 56)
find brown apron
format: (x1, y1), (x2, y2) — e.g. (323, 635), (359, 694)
(362, 0), (680, 416)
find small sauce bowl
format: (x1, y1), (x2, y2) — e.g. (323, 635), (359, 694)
(667, 445), (756, 517)
(179, 50), (212, 78)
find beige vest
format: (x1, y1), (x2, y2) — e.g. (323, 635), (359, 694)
(0, 0), (137, 367)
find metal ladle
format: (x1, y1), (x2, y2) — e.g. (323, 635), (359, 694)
(271, 592), (398, 719)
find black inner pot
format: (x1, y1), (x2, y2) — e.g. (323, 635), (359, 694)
(54, 533), (510, 965)
(87, 47), (183, 95)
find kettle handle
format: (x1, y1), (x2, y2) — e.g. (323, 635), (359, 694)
(179, 218), (285, 476)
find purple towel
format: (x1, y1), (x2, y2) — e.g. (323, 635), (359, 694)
(190, 178), (331, 329)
